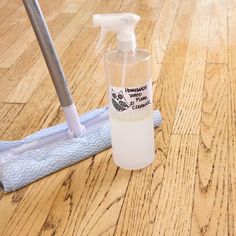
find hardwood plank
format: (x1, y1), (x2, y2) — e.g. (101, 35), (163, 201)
(0, 103), (24, 138)
(0, 27), (36, 68)
(228, 74), (236, 236)
(228, 0), (236, 234)
(36, 153), (128, 236)
(151, 0), (181, 63)
(4, 0), (73, 25)
(0, 12), (76, 104)
(152, 134), (199, 235)
(207, 0), (228, 63)
(0, 68), (8, 78)
(191, 64), (228, 235)
(0, 0), (74, 69)
(63, 1), (82, 14)
(5, 5), (27, 23)
(5, 0), (99, 103)
(117, 0), (164, 22)
(0, 170), (70, 236)
(0, 0), (8, 10)
(39, 0), (73, 20)
(0, 1), (21, 24)
(0, 21), (29, 58)
(0, 4), (32, 67)
(0, 0), (76, 68)
(172, 0), (213, 134)
(114, 0), (197, 234)
(0, 42), (40, 103)
(0, 20), (19, 39)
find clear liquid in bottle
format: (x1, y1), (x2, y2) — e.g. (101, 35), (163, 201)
(105, 49), (155, 170)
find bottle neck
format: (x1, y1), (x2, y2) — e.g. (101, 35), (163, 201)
(118, 40), (136, 52)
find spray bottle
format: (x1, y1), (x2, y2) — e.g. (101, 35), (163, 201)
(93, 13), (155, 170)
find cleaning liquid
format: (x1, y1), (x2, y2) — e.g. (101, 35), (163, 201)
(110, 109), (155, 169)
(93, 13), (155, 170)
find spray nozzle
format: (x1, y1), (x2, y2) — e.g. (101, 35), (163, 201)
(93, 13), (140, 51)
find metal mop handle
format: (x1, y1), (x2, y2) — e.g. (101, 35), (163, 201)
(23, 0), (85, 137)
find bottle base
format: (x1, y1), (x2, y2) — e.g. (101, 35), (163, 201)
(112, 158), (154, 170)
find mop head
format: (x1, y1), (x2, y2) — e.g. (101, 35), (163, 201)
(0, 107), (162, 193)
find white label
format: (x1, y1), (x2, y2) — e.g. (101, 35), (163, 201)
(109, 80), (152, 113)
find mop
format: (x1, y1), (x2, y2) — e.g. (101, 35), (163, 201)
(0, 0), (162, 193)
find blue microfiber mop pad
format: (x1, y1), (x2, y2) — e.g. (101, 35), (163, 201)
(0, 107), (162, 193)
(0, 107), (108, 152)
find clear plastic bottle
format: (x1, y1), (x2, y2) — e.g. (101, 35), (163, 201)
(105, 49), (155, 169)
(93, 13), (155, 170)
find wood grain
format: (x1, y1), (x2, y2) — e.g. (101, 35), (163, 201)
(0, 103), (24, 137)
(0, 21), (29, 59)
(0, 27), (36, 68)
(0, 1), (21, 24)
(0, 68), (8, 78)
(191, 64), (228, 235)
(0, 12), (76, 104)
(1, 170), (69, 236)
(172, 0), (213, 134)
(0, 0), (73, 68)
(0, 0), (234, 235)
(5, 0), (96, 103)
(153, 134), (199, 235)
(151, 0), (181, 63)
(36, 153), (128, 236)
(207, 0), (228, 64)
(228, 0), (236, 234)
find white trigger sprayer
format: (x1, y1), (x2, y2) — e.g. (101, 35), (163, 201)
(93, 13), (156, 170)
(93, 13), (140, 51)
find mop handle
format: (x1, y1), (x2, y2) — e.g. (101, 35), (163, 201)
(23, 0), (85, 137)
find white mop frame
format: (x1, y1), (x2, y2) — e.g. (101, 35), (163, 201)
(0, 0), (162, 192)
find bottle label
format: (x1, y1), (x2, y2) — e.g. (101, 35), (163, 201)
(109, 80), (152, 113)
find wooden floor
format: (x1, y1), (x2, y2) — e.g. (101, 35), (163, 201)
(0, 0), (235, 235)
